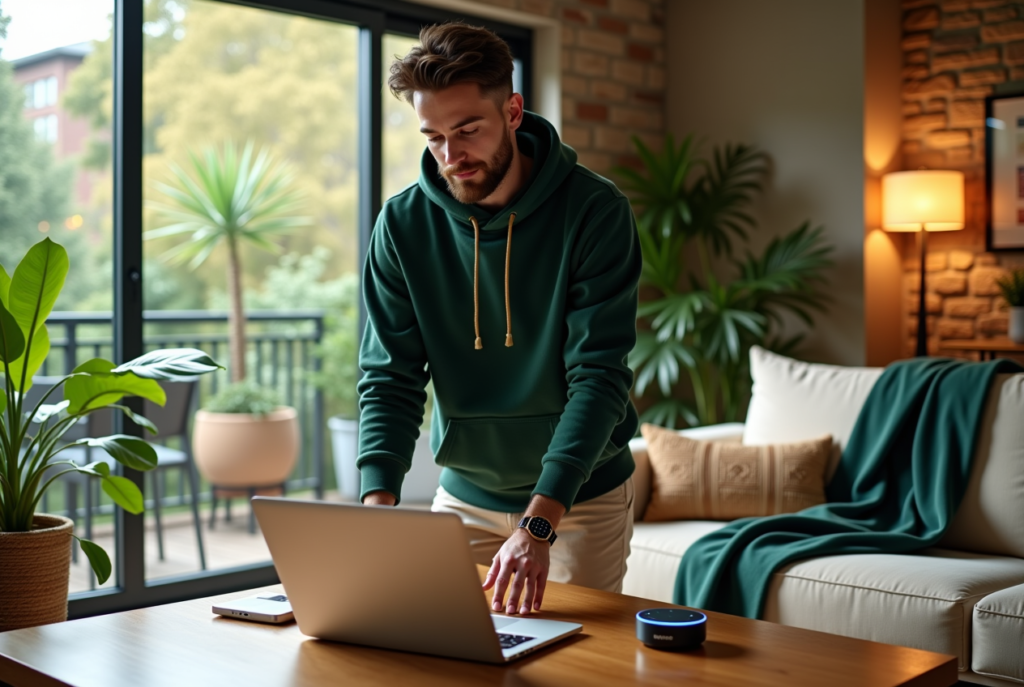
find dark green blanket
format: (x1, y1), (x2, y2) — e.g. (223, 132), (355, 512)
(674, 357), (1023, 618)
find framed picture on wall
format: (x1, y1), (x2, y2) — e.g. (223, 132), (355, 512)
(986, 91), (1024, 250)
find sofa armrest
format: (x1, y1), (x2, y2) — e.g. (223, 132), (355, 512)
(630, 422), (746, 521)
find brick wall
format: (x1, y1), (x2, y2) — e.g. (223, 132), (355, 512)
(471, 0), (666, 173)
(901, 0), (1024, 356)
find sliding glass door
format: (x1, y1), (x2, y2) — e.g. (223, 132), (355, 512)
(17, 0), (534, 619)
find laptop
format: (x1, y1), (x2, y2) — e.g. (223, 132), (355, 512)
(251, 497), (583, 663)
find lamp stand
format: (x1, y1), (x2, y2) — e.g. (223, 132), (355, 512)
(916, 227), (928, 357)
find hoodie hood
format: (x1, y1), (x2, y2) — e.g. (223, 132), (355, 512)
(417, 111), (578, 231)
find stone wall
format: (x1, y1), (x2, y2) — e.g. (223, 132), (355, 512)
(471, 0), (667, 173)
(901, 0), (1024, 355)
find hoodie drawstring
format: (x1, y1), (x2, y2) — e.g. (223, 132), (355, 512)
(469, 213), (516, 350)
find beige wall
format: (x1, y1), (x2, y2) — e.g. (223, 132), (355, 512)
(665, 0), (867, 366)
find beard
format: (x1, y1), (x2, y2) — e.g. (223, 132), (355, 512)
(439, 127), (514, 205)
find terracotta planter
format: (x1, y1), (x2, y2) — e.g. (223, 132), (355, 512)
(192, 406), (300, 488)
(0, 514), (73, 631)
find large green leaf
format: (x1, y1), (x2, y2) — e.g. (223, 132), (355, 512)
(32, 400), (69, 423)
(629, 332), (697, 397)
(75, 536), (113, 585)
(111, 348), (222, 381)
(102, 474), (145, 514)
(0, 264), (10, 306)
(8, 238), (69, 335)
(109, 405), (158, 435)
(64, 359), (166, 414)
(0, 299), (25, 364)
(4, 324), (50, 393)
(71, 434), (158, 471)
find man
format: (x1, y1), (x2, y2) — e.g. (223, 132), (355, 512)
(357, 22), (641, 616)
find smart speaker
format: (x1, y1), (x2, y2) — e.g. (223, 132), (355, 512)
(636, 608), (707, 651)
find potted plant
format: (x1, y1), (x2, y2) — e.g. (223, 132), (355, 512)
(146, 140), (309, 490)
(997, 268), (1024, 343)
(0, 238), (220, 631)
(192, 382), (299, 496)
(616, 136), (834, 428)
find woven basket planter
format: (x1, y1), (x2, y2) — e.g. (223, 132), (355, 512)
(0, 514), (73, 632)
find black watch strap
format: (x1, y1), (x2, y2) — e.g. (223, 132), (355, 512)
(517, 516), (557, 545)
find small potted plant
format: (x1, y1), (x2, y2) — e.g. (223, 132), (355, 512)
(192, 382), (299, 496)
(0, 238), (220, 631)
(997, 268), (1024, 343)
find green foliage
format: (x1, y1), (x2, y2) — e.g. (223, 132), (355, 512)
(617, 136), (833, 428)
(996, 268), (1024, 307)
(204, 382), (280, 416)
(146, 139), (310, 380)
(0, 48), (75, 269)
(0, 239), (221, 584)
(237, 249), (360, 419)
(146, 140), (310, 268)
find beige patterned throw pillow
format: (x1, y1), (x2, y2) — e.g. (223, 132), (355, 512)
(640, 423), (832, 522)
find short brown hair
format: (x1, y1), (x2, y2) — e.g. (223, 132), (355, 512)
(388, 22), (514, 105)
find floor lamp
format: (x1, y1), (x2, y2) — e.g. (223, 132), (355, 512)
(881, 170), (964, 357)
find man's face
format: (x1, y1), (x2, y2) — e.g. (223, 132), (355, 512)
(414, 82), (518, 205)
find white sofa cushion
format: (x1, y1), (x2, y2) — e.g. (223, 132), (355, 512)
(743, 345), (882, 481)
(762, 549), (1024, 672)
(941, 374), (1024, 559)
(622, 520), (728, 601)
(972, 582), (1024, 683)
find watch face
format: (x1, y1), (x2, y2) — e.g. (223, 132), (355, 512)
(527, 518), (552, 539)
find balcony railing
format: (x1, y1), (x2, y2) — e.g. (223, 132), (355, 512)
(39, 310), (328, 512)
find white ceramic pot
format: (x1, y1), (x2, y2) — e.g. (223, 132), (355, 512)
(328, 417), (360, 500)
(1010, 307), (1024, 344)
(327, 418), (442, 503)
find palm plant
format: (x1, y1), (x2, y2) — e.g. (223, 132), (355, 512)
(617, 136), (833, 428)
(1, 238), (221, 583)
(146, 140), (310, 382)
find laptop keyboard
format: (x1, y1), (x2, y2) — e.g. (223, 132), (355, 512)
(498, 633), (535, 650)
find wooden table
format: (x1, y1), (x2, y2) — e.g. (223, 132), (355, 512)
(0, 568), (957, 687)
(941, 338), (1024, 360)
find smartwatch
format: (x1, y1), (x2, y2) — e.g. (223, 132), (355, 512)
(517, 516), (557, 545)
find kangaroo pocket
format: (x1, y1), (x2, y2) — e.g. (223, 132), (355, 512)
(436, 414), (560, 492)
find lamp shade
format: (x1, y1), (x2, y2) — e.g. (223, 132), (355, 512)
(882, 170), (965, 232)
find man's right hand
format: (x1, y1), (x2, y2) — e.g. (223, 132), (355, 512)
(362, 490), (397, 506)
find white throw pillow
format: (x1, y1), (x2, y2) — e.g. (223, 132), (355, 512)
(743, 346), (883, 481)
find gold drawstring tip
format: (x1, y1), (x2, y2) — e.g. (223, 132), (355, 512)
(505, 334), (514, 347)
(475, 337), (483, 350)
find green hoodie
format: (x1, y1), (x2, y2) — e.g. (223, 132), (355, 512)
(357, 112), (641, 512)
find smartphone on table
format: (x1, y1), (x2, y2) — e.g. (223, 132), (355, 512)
(212, 593), (294, 624)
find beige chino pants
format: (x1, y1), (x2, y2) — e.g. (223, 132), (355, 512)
(430, 478), (634, 593)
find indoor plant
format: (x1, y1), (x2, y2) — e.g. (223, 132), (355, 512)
(616, 135), (833, 428)
(0, 238), (220, 631)
(147, 140), (308, 491)
(997, 268), (1024, 343)
(191, 382), (299, 495)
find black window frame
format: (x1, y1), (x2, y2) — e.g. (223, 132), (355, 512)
(68, 0), (533, 619)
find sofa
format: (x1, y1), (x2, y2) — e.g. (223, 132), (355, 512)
(621, 346), (1024, 686)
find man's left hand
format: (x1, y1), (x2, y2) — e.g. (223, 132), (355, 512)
(482, 495), (565, 615)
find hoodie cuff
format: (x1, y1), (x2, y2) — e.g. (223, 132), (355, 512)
(532, 460), (587, 513)
(358, 456), (406, 505)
